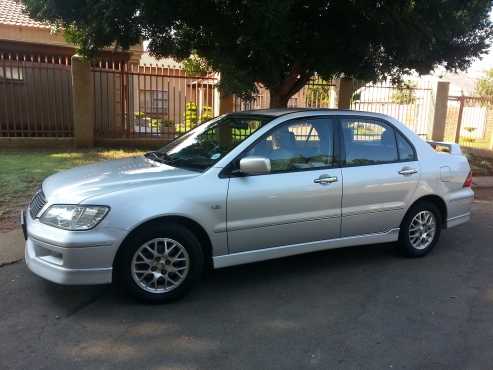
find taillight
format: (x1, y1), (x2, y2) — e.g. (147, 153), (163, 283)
(463, 171), (473, 188)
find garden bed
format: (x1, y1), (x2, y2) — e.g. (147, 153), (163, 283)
(465, 152), (493, 176)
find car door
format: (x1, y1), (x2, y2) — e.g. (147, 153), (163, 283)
(340, 116), (420, 237)
(226, 116), (342, 254)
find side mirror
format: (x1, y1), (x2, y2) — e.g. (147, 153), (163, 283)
(239, 156), (271, 175)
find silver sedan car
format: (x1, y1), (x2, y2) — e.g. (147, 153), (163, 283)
(23, 109), (474, 302)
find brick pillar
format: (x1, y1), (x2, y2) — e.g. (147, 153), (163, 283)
(431, 81), (450, 142)
(219, 94), (235, 114)
(336, 77), (354, 109)
(71, 55), (95, 147)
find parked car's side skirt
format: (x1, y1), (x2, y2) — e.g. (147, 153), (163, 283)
(213, 228), (400, 269)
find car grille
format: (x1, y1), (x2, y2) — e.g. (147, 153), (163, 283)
(29, 189), (47, 219)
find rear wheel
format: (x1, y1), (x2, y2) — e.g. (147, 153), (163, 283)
(398, 201), (442, 257)
(116, 223), (204, 303)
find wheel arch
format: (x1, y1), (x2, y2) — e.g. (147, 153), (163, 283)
(113, 215), (214, 271)
(403, 194), (448, 229)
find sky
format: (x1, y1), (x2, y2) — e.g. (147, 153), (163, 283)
(467, 9), (493, 77)
(469, 44), (493, 77)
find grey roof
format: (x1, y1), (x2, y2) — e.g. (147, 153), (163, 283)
(230, 108), (398, 122)
(231, 108), (369, 117)
(232, 108), (307, 117)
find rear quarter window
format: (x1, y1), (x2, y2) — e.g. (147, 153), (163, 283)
(396, 131), (417, 161)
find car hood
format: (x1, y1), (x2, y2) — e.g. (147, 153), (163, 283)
(42, 156), (200, 204)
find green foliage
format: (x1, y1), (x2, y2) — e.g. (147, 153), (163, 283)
(184, 102), (198, 128)
(475, 69), (493, 98)
(304, 78), (332, 107)
(200, 106), (213, 122)
(462, 126), (477, 143)
(183, 54), (212, 76)
(135, 112), (175, 131)
(391, 82), (417, 105)
(351, 91), (361, 102)
(184, 102), (213, 128)
(23, 0), (493, 106)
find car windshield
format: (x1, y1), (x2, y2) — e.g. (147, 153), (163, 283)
(145, 115), (273, 171)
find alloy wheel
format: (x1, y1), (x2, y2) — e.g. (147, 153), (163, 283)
(408, 210), (437, 250)
(131, 238), (190, 293)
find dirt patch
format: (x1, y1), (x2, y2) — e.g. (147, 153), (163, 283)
(0, 213), (20, 233)
(474, 187), (493, 201)
(466, 153), (493, 176)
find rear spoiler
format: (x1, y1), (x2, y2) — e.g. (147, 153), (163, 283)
(427, 141), (463, 155)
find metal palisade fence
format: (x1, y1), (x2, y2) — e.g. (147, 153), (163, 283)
(233, 78), (435, 139)
(445, 96), (493, 150)
(1, 51), (493, 154)
(92, 62), (220, 141)
(0, 51), (73, 137)
(350, 80), (435, 139)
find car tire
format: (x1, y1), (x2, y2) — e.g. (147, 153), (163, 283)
(398, 201), (442, 257)
(115, 222), (205, 303)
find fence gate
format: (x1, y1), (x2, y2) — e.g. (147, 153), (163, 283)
(445, 96), (493, 150)
(351, 81), (434, 138)
(92, 63), (219, 141)
(0, 52), (73, 137)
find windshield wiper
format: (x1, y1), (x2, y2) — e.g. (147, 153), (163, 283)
(145, 151), (207, 172)
(145, 151), (185, 165)
(144, 151), (168, 163)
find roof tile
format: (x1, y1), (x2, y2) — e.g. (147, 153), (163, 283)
(0, 0), (50, 29)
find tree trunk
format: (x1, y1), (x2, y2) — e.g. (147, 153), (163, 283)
(268, 70), (312, 109)
(269, 90), (290, 108)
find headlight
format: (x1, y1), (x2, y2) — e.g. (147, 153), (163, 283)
(39, 205), (109, 230)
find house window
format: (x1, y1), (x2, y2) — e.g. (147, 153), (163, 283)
(139, 90), (168, 115)
(0, 65), (24, 81)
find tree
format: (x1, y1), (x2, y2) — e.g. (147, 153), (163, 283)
(475, 68), (493, 98)
(23, 0), (493, 108)
(391, 81), (417, 105)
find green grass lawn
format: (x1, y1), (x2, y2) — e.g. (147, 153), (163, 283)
(0, 148), (145, 231)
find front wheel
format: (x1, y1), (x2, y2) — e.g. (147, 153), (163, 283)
(115, 223), (205, 303)
(398, 201), (442, 257)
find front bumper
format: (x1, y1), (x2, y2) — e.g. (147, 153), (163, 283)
(25, 237), (113, 285)
(23, 208), (126, 285)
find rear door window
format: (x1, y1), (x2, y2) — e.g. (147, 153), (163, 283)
(341, 118), (398, 166)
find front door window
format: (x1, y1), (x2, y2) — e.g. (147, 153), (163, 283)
(246, 118), (335, 172)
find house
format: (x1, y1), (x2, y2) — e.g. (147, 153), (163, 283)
(129, 52), (219, 132)
(0, 0), (144, 138)
(0, 0), (142, 64)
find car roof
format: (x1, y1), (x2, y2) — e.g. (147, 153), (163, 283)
(230, 108), (307, 117)
(229, 108), (386, 118)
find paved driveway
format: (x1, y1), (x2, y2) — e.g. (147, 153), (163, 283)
(1, 190), (492, 370)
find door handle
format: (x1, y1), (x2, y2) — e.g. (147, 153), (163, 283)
(314, 175), (338, 184)
(398, 167), (418, 176)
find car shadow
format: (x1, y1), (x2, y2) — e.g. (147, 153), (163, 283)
(35, 242), (400, 309)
